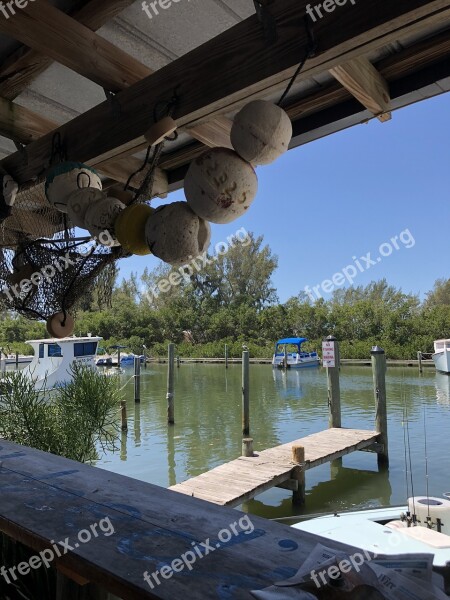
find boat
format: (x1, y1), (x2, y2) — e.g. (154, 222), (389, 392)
(118, 353), (145, 367)
(292, 495), (450, 569)
(272, 337), (320, 369)
(433, 339), (450, 374)
(96, 355), (113, 366)
(20, 335), (102, 390)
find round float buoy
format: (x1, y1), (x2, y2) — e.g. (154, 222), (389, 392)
(114, 203), (154, 256)
(144, 116), (177, 146)
(84, 196), (125, 245)
(45, 162), (102, 213)
(145, 201), (211, 266)
(184, 148), (258, 224)
(230, 100), (292, 165)
(66, 188), (105, 229)
(47, 312), (74, 339)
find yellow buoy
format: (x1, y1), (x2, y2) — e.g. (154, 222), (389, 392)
(114, 203), (154, 256)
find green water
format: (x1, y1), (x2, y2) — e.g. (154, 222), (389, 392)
(96, 364), (450, 520)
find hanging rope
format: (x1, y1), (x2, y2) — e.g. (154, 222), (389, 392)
(277, 16), (318, 108)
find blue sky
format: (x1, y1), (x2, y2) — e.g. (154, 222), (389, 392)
(118, 92), (450, 303)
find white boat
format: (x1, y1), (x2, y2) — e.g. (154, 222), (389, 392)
(20, 335), (102, 390)
(433, 339), (450, 374)
(292, 495), (450, 568)
(272, 337), (320, 369)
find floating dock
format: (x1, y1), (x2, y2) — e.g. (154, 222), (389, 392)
(170, 428), (380, 507)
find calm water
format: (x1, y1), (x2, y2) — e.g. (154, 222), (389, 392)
(95, 364), (450, 520)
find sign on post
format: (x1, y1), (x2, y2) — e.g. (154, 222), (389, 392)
(322, 340), (336, 368)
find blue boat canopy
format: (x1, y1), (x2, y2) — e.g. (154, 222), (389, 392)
(275, 337), (308, 347)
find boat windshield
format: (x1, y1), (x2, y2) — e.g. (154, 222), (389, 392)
(39, 343), (62, 358)
(74, 341), (98, 357)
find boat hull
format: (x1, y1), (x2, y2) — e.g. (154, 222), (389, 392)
(272, 356), (320, 369)
(433, 350), (450, 374)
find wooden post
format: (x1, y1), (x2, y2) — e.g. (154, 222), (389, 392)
(283, 344), (287, 370)
(291, 445), (305, 505)
(177, 355), (180, 368)
(242, 438), (254, 457)
(117, 347), (121, 368)
(417, 351), (423, 374)
(167, 343), (175, 425)
(371, 345), (389, 467)
(225, 344), (229, 369)
(121, 400), (127, 431)
(325, 336), (341, 428)
(242, 350), (250, 436)
(134, 356), (141, 403)
(15, 351), (19, 370)
(143, 347), (147, 369)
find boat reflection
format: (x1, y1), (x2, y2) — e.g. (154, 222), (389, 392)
(272, 368), (305, 400)
(435, 372), (450, 405)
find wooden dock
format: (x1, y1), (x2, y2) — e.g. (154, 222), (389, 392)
(170, 428), (381, 507)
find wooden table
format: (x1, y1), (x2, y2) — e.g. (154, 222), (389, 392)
(0, 439), (358, 599)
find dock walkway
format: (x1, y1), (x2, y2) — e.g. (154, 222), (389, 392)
(170, 428), (380, 507)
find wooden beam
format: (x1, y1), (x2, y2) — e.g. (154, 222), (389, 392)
(186, 116), (234, 149)
(329, 57), (392, 122)
(0, 0), (137, 101)
(0, 1), (151, 92)
(2, 0), (450, 183)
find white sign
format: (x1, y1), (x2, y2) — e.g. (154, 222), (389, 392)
(322, 340), (336, 368)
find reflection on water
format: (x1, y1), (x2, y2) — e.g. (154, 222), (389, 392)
(96, 364), (450, 520)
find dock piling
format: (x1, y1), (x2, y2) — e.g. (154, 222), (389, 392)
(371, 346), (389, 467)
(417, 351), (423, 374)
(242, 438), (254, 457)
(325, 336), (341, 428)
(167, 343), (175, 425)
(291, 445), (305, 505)
(225, 344), (229, 369)
(134, 356), (141, 403)
(177, 355), (180, 368)
(242, 350), (250, 436)
(121, 400), (128, 431)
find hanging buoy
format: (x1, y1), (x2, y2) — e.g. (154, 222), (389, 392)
(144, 116), (177, 146)
(66, 188), (105, 229)
(84, 196), (125, 245)
(45, 162), (102, 213)
(0, 172), (18, 221)
(184, 148), (258, 224)
(145, 201), (211, 266)
(47, 312), (74, 339)
(114, 203), (154, 256)
(230, 100), (292, 165)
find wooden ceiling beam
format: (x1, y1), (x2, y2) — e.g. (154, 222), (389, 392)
(329, 57), (392, 122)
(2, 0), (450, 184)
(0, 0), (138, 101)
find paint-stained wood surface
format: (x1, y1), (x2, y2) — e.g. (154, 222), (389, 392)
(0, 439), (376, 600)
(170, 428), (380, 507)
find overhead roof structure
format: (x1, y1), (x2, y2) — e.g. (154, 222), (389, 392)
(0, 0), (449, 200)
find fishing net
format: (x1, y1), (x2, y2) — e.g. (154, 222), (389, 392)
(0, 181), (123, 320)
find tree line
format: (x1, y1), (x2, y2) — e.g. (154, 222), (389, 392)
(0, 232), (449, 359)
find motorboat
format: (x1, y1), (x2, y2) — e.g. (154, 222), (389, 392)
(433, 339), (450, 374)
(20, 335), (102, 390)
(272, 337), (320, 369)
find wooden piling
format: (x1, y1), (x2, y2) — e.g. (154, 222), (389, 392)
(291, 445), (305, 505)
(242, 350), (250, 436)
(325, 336), (341, 428)
(225, 344), (229, 369)
(121, 400), (128, 431)
(143, 347), (147, 369)
(117, 347), (121, 368)
(371, 345), (389, 467)
(177, 355), (180, 368)
(242, 438), (254, 457)
(167, 343), (175, 425)
(15, 351), (19, 370)
(417, 351), (423, 374)
(134, 356), (141, 403)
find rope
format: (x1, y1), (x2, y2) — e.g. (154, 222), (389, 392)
(277, 16), (318, 108)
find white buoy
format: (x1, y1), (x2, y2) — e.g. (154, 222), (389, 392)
(230, 100), (292, 165)
(184, 148), (258, 224)
(66, 188), (105, 229)
(84, 196), (125, 245)
(45, 162), (102, 213)
(145, 201), (211, 266)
